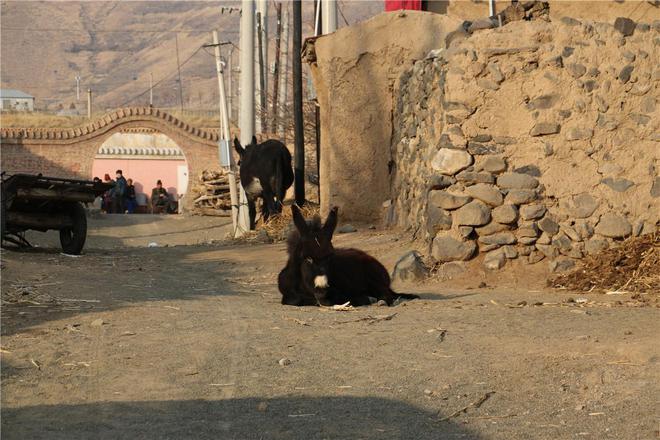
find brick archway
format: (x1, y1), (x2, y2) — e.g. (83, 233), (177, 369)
(0, 107), (222, 211)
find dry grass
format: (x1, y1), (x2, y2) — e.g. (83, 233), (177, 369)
(1, 112), (97, 128)
(549, 232), (659, 294)
(258, 203), (320, 242)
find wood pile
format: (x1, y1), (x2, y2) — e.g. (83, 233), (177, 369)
(190, 170), (235, 216)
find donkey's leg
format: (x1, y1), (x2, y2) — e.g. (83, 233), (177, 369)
(261, 184), (278, 219)
(247, 197), (257, 230)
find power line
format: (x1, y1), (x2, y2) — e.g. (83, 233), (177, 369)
(2, 26), (240, 35)
(117, 45), (204, 108)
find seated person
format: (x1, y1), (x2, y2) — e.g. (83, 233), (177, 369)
(126, 178), (137, 214)
(151, 180), (173, 213)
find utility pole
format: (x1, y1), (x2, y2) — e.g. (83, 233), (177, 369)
(271, 2), (282, 134)
(292, 0), (304, 206)
(277, 6), (289, 138)
(212, 31), (240, 236)
(175, 33), (184, 110)
(256, 12), (267, 133)
(149, 72), (154, 107)
(75, 74), (81, 101)
(322, 0), (338, 33)
(237, 0), (254, 234)
(314, 0), (337, 205)
(255, 0), (268, 134)
(227, 45), (234, 121)
(87, 89), (92, 119)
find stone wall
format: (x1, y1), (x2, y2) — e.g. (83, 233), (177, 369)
(391, 18), (659, 271)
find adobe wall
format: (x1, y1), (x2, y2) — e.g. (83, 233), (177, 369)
(307, 11), (462, 221)
(0, 108), (221, 211)
(433, 0), (660, 23)
(391, 18), (659, 271)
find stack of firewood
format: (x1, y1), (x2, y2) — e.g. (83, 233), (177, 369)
(190, 170), (235, 216)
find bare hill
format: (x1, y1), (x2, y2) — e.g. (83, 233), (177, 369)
(0, 1), (382, 113)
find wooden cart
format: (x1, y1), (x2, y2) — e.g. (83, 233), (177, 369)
(1, 173), (112, 254)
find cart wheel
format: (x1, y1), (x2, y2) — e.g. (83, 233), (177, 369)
(59, 202), (87, 255)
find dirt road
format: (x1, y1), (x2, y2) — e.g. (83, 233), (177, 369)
(1, 217), (658, 439)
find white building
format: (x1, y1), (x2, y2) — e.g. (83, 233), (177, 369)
(0, 89), (35, 111)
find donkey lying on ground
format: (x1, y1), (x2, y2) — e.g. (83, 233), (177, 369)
(278, 205), (419, 307)
(234, 136), (294, 230)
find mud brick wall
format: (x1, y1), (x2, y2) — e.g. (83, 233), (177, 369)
(0, 107), (221, 211)
(391, 19), (659, 271)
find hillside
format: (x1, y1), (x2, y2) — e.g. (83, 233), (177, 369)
(0, 1), (382, 113)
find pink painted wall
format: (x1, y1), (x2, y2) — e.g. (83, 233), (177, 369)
(91, 158), (187, 205)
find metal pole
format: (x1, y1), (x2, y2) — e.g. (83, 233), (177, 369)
(314, 0), (321, 35)
(322, 0), (337, 33)
(489, 0), (495, 17)
(87, 88), (92, 119)
(213, 31), (239, 235)
(256, 12), (267, 134)
(271, 2), (282, 134)
(227, 46), (234, 122)
(149, 72), (154, 107)
(292, 0), (305, 206)
(256, 0), (268, 131)
(277, 7), (289, 138)
(237, 0), (255, 234)
(175, 33), (184, 110)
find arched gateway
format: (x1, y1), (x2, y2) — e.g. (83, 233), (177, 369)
(0, 107), (222, 211)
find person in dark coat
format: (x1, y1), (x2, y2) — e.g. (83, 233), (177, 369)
(113, 169), (128, 213)
(151, 180), (172, 213)
(102, 173), (115, 213)
(125, 178), (137, 214)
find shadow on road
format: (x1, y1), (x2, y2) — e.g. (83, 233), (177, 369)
(1, 396), (482, 440)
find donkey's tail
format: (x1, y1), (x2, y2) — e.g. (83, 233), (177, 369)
(388, 288), (419, 302)
(395, 292), (420, 300)
(273, 152), (286, 211)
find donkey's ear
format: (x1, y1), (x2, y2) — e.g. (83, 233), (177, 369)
(251, 135), (258, 146)
(291, 204), (308, 234)
(322, 206), (339, 237)
(233, 137), (244, 155)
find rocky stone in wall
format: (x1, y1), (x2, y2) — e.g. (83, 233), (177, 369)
(465, 184), (504, 207)
(484, 249), (506, 270)
(477, 156), (507, 173)
(431, 148), (473, 175)
(601, 177), (634, 192)
(530, 122), (560, 136)
(538, 217), (560, 236)
(429, 190), (471, 210)
(453, 200), (491, 226)
(614, 17), (636, 36)
(492, 204), (518, 224)
(478, 232), (517, 246)
(595, 212), (632, 238)
(427, 204), (453, 233)
(497, 173), (540, 190)
(505, 189), (538, 204)
(520, 204), (547, 220)
(431, 233), (477, 262)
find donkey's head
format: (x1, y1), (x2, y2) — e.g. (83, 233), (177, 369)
(291, 205), (338, 262)
(233, 135), (258, 166)
(291, 205), (339, 300)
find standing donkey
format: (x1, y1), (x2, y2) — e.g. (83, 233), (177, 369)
(278, 205), (419, 307)
(234, 136), (294, 230)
